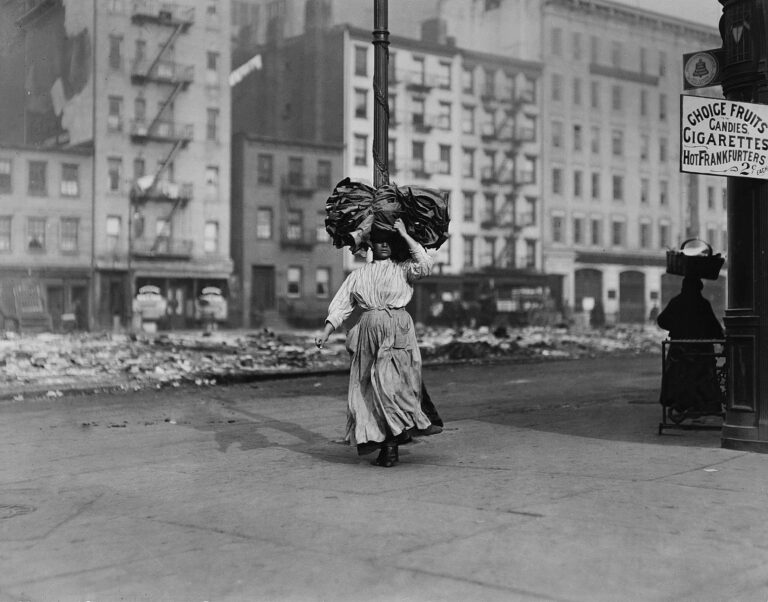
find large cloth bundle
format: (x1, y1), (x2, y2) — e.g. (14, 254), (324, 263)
(325, 178), (450, 254)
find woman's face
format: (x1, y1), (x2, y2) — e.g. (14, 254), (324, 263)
(371, 240), (392, 260)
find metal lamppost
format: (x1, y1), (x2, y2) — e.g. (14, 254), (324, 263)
(718, 0), (768, 451)
(372, 0), (390, 188)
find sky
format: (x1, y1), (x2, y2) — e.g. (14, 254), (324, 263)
(612, 0), (722, 28)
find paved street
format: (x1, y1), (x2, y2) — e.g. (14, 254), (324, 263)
(1, 354), (767, 602)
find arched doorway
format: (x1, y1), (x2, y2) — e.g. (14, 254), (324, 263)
(619, 270), (645, 323)
(574, 268), (603, 312)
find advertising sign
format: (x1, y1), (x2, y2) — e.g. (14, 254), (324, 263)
(682, 49), (724, 90)
(680, 95), (768, 180)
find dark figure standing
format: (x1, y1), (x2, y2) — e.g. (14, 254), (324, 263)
(657, 276), (724, 417)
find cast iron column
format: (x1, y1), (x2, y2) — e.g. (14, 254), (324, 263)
(372, 0), (390, 187)
(719, 0), (768, 451)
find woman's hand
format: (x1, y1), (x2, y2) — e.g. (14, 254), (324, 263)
(315, 322), (334, 348)
(393, 218), (407, 237)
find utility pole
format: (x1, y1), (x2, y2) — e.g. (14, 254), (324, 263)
(372, 0), (390, 188)
(719, 0), (768, 451)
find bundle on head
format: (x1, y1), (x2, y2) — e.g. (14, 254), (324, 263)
(324, 178), (450, 255)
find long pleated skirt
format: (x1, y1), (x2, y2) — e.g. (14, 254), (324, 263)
(344, 308), (433, 453)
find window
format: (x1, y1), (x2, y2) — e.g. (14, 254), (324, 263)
(60, 218), (79, 252)
(551, 73), (562, 102)
(573, 170), (583, 198)
(483, 68), (495, 97)
(317, 160), (332, 188)
(552, 167), (563, 195)
(0, 158), (10, 193)
(388, 139), (397, 173)
(525, 197), (537, 226)
(354, 88), (367, 118)
(206, 51), (220, 85)
(611, 219), (625, 247)
(256, 208), (272, 239)
(483, 194), (495, 223)
(107, 157), (122, 192)
(28, 161), (47, 195)
(354, 135), (368, 166)
(525, 239), (536, 268)
(316, 212), (330, 242)
(462, 235), (475, 268)
(206, 108), (219, 141)
(591, 172), (600, 200)
(591, 126), (600, 154)
(611, 130), (623, 156)
(722, 187), (728, 210)
(257, 154), (273, 184)
(640, 178), (649, 204)
(707, 227), (717, 247)
(520, 75), (536, 102)
(0, 216), (10, 251)
(659, 222), (670, 248)
(462, 66), (474, 94)
(135, 39), (146, 64)
(481, 237), (496, 267)
(204, 221), (218, 253)
(573, 124), (582, 152)
(134, 96), (146, 122)
(412, 97), (426, 127)
(288, 157), (303, 186)
(552, 120), (563, 148)
(133, 157), (145, 180)
(707, 186), (716, 210)
(412, 141), (425, 173)
(612, 175), (623, 202)
(611, 41), (622, 68)
(659, 138), (668, 162)
(61, 164), (79, 197)
(722, 229), (728, 252)
(659, 51), (667, 77)
(106, 215), (121, 249)
(109, 35), (122, 69)
(108, 96), (123, 132)
(572, 77), (582, 105)
(640, 47), (648, 73)
(552, 215), (564, 243)
(316, 267), (330, 298)
(286, 209), (303, 240)
(520, 155), (536, 184)
(590, 35), (599, 63)
(437, 101), (451, 129)
(572, 32), (582, 60)
(591, 218), (601, 245)
(438, 145), (451, 174)
(354, 46), (367, 76)
(27, 217), (46, 250)
(639, 221), (651, 249)
(573, 217), (584, 244)
(551, 27), (562, 56)
(205, 166), (219, 199)
(659, 180), (668, 205)
(438, 61), (451, 89)
(287, 266), (302, 298)
(590, 81), (600, 109)
(463, 191), (475, 221)
(462, 148), (475, 178)
(640, 135), (650, 161)
(611, 85), (622, 111)
(462, 105), (475, 134)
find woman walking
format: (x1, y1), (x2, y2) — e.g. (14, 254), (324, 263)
(315, 218), (440, 467)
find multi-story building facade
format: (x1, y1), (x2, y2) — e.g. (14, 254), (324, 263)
(0, 0), (233, 330)
(537, 0), (725, 323)
(230, 134), (344, 328)
(0, 145), (93, 331)
(233, 17), (557, 324)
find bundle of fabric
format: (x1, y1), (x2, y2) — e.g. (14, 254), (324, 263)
(324, 177), (450, 254)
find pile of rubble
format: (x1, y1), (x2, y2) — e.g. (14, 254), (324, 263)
(0, 324), (665, 396)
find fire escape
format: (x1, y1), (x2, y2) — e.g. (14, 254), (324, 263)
(479, 76), (537, 269)
(129, 2), (195, 258)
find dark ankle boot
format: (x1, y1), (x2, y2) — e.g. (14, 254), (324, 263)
(373, 444), (399, 467)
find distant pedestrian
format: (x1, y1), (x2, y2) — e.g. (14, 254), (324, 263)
(315, 219), (442, 467)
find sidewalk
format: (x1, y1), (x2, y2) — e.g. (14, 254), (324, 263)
(1, 356), (766, 601)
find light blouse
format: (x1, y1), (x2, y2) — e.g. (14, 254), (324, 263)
(325, 245), (433, 329)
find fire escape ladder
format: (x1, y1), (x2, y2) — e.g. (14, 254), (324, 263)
(147, 81), (185, 136)
(147, 139), (186, 253)
(143, 22), (185, 82)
